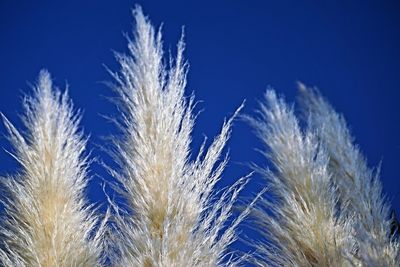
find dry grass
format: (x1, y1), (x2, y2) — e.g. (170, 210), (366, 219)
(0, 71), (105, 266)
(106, 6), (250, 267)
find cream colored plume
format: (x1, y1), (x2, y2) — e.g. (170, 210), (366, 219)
(247, 90), (356, 266)
(107, 6), (249, 267)
(0, 70), (105, 266)
(298, 85), (400, 266)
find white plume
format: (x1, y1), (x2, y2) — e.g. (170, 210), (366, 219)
(246, 90), (356, 266)
(298, 84), (400, 266)
(107, 6), (250, 267)
(0, 70), (105, 266)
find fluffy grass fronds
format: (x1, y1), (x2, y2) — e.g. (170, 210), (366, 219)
(298, 84), (400, 266)
(107, 6), (249, 266)
(0, 70), (105, 266)
(247, 90), (355, 266)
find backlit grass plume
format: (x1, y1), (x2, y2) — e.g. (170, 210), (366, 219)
(247, 90), (355, 266)
(298, 84), (400, 266)
(0, 70), (105, 266)
(107, 7), (249, 266)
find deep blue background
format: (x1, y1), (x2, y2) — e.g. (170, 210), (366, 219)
(1, 0), (399, 261)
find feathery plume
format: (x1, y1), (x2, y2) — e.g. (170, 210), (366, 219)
(247, 90), (355, 266)
(298, 84), (400, 266)
(107, 6), (249, 266)
(0, 70), (105, 266)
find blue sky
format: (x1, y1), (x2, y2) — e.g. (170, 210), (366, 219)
(0, 0), (399, 259)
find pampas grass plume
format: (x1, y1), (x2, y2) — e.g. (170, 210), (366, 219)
(0, 71), (105, 266)
(107, 6), (250, 267)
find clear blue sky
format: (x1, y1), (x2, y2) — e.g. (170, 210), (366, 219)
(0, 0), (399, 260)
